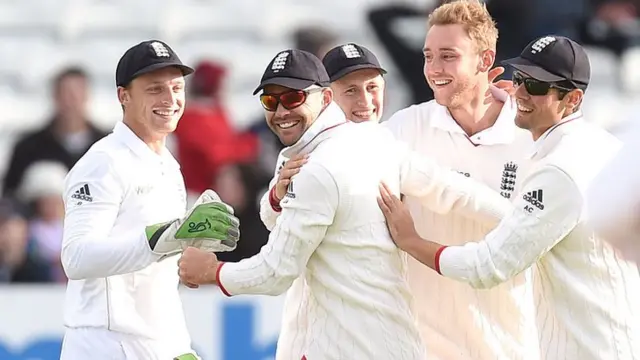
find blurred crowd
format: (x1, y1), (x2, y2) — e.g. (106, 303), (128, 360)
(2, 0), (640, 284)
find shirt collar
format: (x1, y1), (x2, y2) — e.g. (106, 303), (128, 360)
(282, 102), (348, 158)
(112, 121), (180, 168)
(528, 110), (584, 159)
(431, 86), (518, 145)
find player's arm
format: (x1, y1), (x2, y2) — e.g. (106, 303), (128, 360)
(62, 153), (238, 280)
(382, 111), (511, 226)
(61, 152), (164, 280)
(259, 153), (307, 231)
(384, 165), (582, 289)
(258, 175), (281, 231)
(217, 162), (337, 296)
(395, 138), (512, 227)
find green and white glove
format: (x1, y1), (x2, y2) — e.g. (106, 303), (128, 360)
(145, 190), (240, 257)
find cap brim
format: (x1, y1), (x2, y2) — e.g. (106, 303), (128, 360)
(501, 57), (565, 83)
(252, 77), (316, 95)
(329, 64), (387, 82)
(127, 62), (195, 85)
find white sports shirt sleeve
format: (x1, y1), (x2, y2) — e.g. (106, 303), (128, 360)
(258, 152), (288, 231)
(61, 152), (161, 280)
(438, 165), (582, 287)
(389, 128), (512, 227)
(218, 162), (336, 295)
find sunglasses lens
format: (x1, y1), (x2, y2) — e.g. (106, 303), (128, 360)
(280, 91), (306, 110)
(513, 72), (552, 96)
(260, 95), (278, 111)
(524, 79), (551, 96)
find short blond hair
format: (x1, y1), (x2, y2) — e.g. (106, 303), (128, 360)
(428, 0), (498, 52)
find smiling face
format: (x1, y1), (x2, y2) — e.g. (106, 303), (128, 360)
(513, 73), (584, 139)
(423, 24), (490, 109)
(262, 84), (332, 146)
(331, 68), (385, 123)
(118, 67), (186, 138)
(424, 0), (498, 109)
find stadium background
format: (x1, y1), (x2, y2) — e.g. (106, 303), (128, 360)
(0, 0), (638, 359)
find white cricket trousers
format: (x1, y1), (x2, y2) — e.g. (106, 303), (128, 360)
(60, 327), (199, 360)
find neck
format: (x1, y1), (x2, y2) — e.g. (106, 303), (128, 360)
(122, 117), (166, 155)
(448, 81), (502, 136)
(53, 113), (88, 135)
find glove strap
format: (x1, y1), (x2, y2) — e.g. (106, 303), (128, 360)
(145, 220), (175, 250)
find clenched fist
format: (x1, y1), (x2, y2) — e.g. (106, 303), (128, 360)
(178, 247), (219, 288)
(274, 154), (308, 201)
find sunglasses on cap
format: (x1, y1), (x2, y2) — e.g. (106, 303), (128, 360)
(512, 71), (574, 96)
(260, 88), (323, 112)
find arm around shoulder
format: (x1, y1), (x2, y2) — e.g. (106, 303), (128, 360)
(218, 162), (338, 296)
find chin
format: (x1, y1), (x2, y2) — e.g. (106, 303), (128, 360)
(433, 92), (452, 107)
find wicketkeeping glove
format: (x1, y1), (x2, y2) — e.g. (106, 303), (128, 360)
(145, 190), (240, 257)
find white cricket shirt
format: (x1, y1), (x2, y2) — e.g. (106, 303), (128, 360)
(384, 88), (539, 360)
(60, 121), (193, 357)
(221, 103), (512, 360)
(439, 115), (640, 359)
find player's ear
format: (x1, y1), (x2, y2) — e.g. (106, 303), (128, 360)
(117, 86), (130, 106)
(479, 49), (496, 73)
(562, 88), (583, 112)
(322, 87), (333, 107)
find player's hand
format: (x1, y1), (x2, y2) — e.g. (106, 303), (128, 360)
(178, 246), (219, 287)
(488, 66), (515, 95)
(146, 190), (240, 257)
(377, 182), (420, 251)
(274, 154), (308, 201)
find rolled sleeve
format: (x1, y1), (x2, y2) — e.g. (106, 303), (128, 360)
(219, 162), (337, 296)
(61, 152), (161, 280)
(438, 165), (583, 288)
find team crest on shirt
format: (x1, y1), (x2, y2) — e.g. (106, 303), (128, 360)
(500, 162), (518, 199)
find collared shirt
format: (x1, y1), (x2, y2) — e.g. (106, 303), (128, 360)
(529, 110), (584, 158)
(431, 87), (520, 146)
(438, 118), (640, 359)
(383, 91), (538, 360)
(60, 121), (193, 358)
(221, 101), (512, 360)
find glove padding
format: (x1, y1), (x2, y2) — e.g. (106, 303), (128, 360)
(146, 190), (240, 257)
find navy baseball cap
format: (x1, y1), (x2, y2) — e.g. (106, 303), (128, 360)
(502, 35), (590, 90)
(116, 40), (194, 87)
(253, 49), (331, 95)
(322, 43), (387, 82)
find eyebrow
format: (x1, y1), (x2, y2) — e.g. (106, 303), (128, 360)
(146, 80), (185, 86)
(422, 47), (458, 53)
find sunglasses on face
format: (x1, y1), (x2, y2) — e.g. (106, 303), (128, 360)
(512, 71), (574, 96)
(260, 88), (323, 112)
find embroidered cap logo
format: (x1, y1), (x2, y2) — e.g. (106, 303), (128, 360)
(271, 52), (289, 73)
(341, 44), (361, 59)
(530, 36), (556, 54)
(150, 41), (170, 58)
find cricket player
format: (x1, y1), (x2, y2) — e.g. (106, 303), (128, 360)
(587, 118), (640, 262)
(176, 49), (515, 360)
(260, 42), (388, 231)
(58, 40), (240, 360)
(379, 35), (640, 360)
(382, 2), (538, 359)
